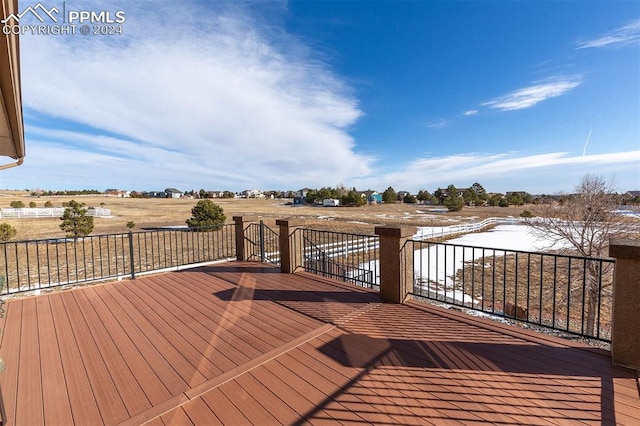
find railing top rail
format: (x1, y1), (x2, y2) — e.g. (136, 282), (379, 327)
(408, 238), (615, 263)
(302, 228), (377, 239)
(0, 224), (235, 246)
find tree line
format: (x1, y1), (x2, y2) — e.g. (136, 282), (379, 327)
(301, 183), (533, 212)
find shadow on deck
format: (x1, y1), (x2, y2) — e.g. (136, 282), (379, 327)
(0, 261), (637, 425)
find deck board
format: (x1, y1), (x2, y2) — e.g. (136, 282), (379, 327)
(0, 261), (637, 425)
(60, 290), (131, 424)
(47, 293), (104, 425)
(99, 284), (189, 396)
(71, 288), (153, 416)
(36, 296), (75, 425)
(15, 298), (44, 425)
(107, 283), (209, 388)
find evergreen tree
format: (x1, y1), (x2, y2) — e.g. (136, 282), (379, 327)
(462, 188), (478, 206)
(471, 182), (488, 205)
(444, 185), (464, 211)
(341, 190), (366, 206)
(416, 190), (430, 202)
(403, 193), (417, 204)
(488, 193), (503, 206)
(186, 200), (226, 230)
(0, 223), (17, 241)
(59, 200), (94, 237)
(433, 188), (446, 205)
(382, 186), (397, 203)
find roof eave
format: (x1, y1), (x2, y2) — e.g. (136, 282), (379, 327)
(0, 0), (24, 167)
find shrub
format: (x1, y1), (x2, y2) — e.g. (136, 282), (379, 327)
(29, 201), (37, 208)
(126, 221), (135, 229)
(59, 200), (94, 237)
(186, 200), (226, 230)
(444, 196), (464, 212)
(0, 223), (17, 241)
(10, 200), (24, 208)
(44, 201), (53, 208)
(520, 210), (534, 218)
(403, 194), (417, 204)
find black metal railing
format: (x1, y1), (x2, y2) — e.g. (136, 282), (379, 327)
(0, 225), (236, 294)
(300, 229), (380, 289)
(244, 221), (280, 264)
(407, 240), (614, 341)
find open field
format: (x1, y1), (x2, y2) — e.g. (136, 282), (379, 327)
(0, 191), (537, 240)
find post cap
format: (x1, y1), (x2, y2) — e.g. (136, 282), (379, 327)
(375, 226), (417, 238)
(609, 239), (640, 260)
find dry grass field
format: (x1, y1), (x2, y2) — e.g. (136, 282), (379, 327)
(0, 190), (536, 241)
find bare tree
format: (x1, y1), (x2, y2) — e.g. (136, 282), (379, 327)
(527, 174), (639, 335)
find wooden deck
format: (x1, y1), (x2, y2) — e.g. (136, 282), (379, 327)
(0, 261), (638, 425)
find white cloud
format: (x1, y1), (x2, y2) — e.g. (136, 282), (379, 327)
(463, 110), (478, 116)
(576, 19), (640, 49)
(352, 150), (640, 193)
(16, 1), (372, 191)
(427, 118), (449, 129)
(483, 77), (581, 111)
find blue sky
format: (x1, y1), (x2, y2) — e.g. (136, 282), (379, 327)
(1, 0), (638, 194)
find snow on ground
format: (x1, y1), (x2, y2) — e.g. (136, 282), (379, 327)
(614, 209), (640, 218)
(446, 224), (563, 252)
(414, 224), (571, 303)
(363, 224), (570, 304)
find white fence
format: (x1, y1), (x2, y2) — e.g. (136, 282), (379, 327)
(304, 217), (523, 263)
(413, 217), (520, 240)
(0, 208), (111, 218)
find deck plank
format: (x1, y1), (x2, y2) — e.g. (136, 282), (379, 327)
(0, 299), (23, 424)
(99, 284), (190, 396)
(59, 290), (130, 425)
(71, 287), (153, 416)
(36, 296), (75, 425)
(196, 387), (251, 425)
(115, 280), (223, 382)
(159, 407), (195, 426)
(15, 298), (44, 425)
(108, 282), (209, 388)
(85, 286), (173, 406)
(47, 293), (104, 425)
(140, 274), (273, 363)
(180, 396), (223, 425)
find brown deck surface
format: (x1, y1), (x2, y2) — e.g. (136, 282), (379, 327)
(0, 261), (638, 425)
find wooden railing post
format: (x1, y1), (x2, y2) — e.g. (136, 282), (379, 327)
(375, 226), (416, 304)
(276, 219), (303, 273)
(609, 239), (640, 370)
(232, 216), (256, 261)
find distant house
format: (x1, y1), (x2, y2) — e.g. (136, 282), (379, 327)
(456, 188), (469, 197)
(506, 191), (528, 198)
(164, 188), (183, 199)
(361, 190), (382, 204)
(397, 191), (410, 200)
(625, 190), (640, 198)
(242, 189), (264, 198)
(296, 188), (312, 199)
(105, 188), (124, 197)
